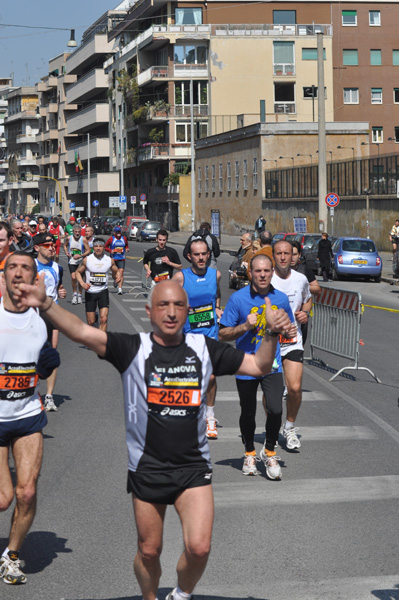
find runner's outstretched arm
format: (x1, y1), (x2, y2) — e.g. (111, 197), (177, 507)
(12, 274), (107, 357)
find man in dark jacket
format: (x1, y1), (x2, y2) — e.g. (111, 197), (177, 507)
(183, 222), (220, 268)
(255, 215), (266, 237)
(10, 219), (33, 253)
(317, 233), (333, 282)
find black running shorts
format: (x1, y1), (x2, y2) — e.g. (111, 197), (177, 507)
(127, 469), (213, 504)
(282, 349), (304, 363)
(114, 259), (125, 269)
(0, 410), (47, 447)
(85, 288), (109, 312)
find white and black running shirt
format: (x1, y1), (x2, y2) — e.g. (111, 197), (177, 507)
(103, 332), (244, 473)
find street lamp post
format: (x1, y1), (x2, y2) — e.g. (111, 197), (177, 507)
(336, 145), (355, 160)
(296, 153), (313, 165)
(279, 156), (295, 166)
(364, 187), (371, 239)
(263, 159), (278, 168)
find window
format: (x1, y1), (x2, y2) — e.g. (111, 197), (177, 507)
(243, 160), (248, 190)
(175, 81), (207, 110)
(253, 158), (258, 189)
(273, 10), (296, 24)
(302, 48), (326, 60)
(211, 164), (216, 192)
(370, 50), (382, 66)
(174, 45), (207, 65)
(342, 10), (357, 26)
(205, 165), (209, 193)
(371, 88), (382, 104)
(197, 167), (202, 192)
(273, 41), (294, 75)
(235, 161), (239, 191)
(219, 163), (223, 191)
(393, 50), (399, 66)
(369, 11), (381, 26)
(274, 82), (295, 113)
(394, 89), (399, 103)
(395, 127), (399, 143)
(343, 49), (358, 66)
(344, 88), (359, 104)
(175, 122), (208, 142)
(175, 8), (202, 25)
(372, 127), (383, 143)
(227, 162), (231, 192)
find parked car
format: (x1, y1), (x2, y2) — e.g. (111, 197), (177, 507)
(272, 232), (297, 244)
(292, 233), (322, 257)
(137, 221), (162, 242)
(121, 216), (148, 240)
(101, 216), (122, 235)
(331, 237), (382, 282)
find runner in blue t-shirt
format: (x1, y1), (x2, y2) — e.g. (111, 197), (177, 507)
(220, 253), (295, 479)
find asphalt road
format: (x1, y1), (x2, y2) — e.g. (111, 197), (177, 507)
(1, 241), (398, 600)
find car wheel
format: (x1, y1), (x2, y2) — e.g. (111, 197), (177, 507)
(374, 275), (381, 283)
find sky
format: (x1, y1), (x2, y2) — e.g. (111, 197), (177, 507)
(0, 1), (121, 87)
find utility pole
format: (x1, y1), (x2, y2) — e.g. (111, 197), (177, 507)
(87, 133), (91, 219)
(190, 79), (195, 231)
(317, 32), (327, 232)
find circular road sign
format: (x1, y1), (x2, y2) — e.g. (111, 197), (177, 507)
(93, 200), (99, 207)
(140, 193), (146, 202)
(325, 193), (340, 207)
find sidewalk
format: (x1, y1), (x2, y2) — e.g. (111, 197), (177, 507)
(168, 231), (396, 284)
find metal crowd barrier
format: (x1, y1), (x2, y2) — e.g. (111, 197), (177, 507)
(127, 268), (152, 297)
(308, 286), (381, 383)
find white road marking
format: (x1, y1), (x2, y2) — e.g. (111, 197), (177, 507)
(213, 475), (399, 505)
(212, 425), (376, 441)
(215, 390), (331, 402)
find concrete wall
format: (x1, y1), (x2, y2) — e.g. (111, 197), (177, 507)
(261, 196), (399, 251)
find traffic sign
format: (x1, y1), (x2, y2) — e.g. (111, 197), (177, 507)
(140, 200), (147, 206)
(109, 196), (119, 208)
(140, 193), (146, 202)
(119, 195), (127, 204)
(93, 200), (99, 207)
(50, 197), (55, 204)
(325, 193), (340, 207)
(69, 202), (75, 209)
(131, 196), (136, 204)
(330, 207), (334, 216)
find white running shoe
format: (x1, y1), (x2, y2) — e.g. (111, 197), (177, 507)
(165, 589), (176, 600)
(0, 555), (27, 585)
(206, 417), (218, 439)
(118, 288), (123, 295)
(283, 386), (288, 398)
(242, 454), (260, 476)
(77, 294), (83, 304)
(282, 426), (301, 450)
(71, 294), (78, 305)
(44, 395), (57, 412)
(259, 447), (282, 480)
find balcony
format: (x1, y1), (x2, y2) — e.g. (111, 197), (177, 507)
(16, 133), (38, 144)
(67, 138), (110, 164)
(66, 103), (109, 134)
(137, 143), (170, 163)
(17, 157), (39, 166)
(66, 34), (114, 75)
(274, 102), (296, 114)
(273, 63), (295, 76)
(66, 69), (108, 104)
(6, 111), (39, 123)
(68, 171), (119, 195)
(137, 64), (208, 86)
(38, 153), (60, 166)
(211, 23), (332, 36)
(36, 77), (57, 92)
(40, 129), (59, 142)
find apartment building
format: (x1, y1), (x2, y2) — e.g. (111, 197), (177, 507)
(107, 1), (334, 225)
(36, 54), (77, 217)
(0, 78), (13, 213)
(0, 87), (40, 214)
(64, 6), (128, 216)
(331, 1), (399, 157)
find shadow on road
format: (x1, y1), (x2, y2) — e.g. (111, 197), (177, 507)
(371, 583), (399, 599)
(0, 531), (72, 574)
(66, 594), (268, 600)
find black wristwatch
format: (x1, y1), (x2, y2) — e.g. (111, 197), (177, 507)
(265, 327), (279, 337)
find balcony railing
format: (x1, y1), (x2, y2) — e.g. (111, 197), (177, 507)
(273, 63), (295, 76)
(137, 64), (208, 85)
(274, 102), (296, 114)
(137, 143), (170, 163)
(211, 23), (332, 36)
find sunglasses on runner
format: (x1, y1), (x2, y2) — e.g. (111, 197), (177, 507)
(39, 242), (54, 248)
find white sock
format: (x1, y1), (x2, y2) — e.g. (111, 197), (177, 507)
(2, 547), (9, 558)
(175, 586), (192, 600)
(206, 405), (215, 419)
(73, 292), (77, 296)
(285, 420), (295, 430)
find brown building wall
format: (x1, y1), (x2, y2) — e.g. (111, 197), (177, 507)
(332, 3), (399, 155)
(197, 2), (331, 25)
